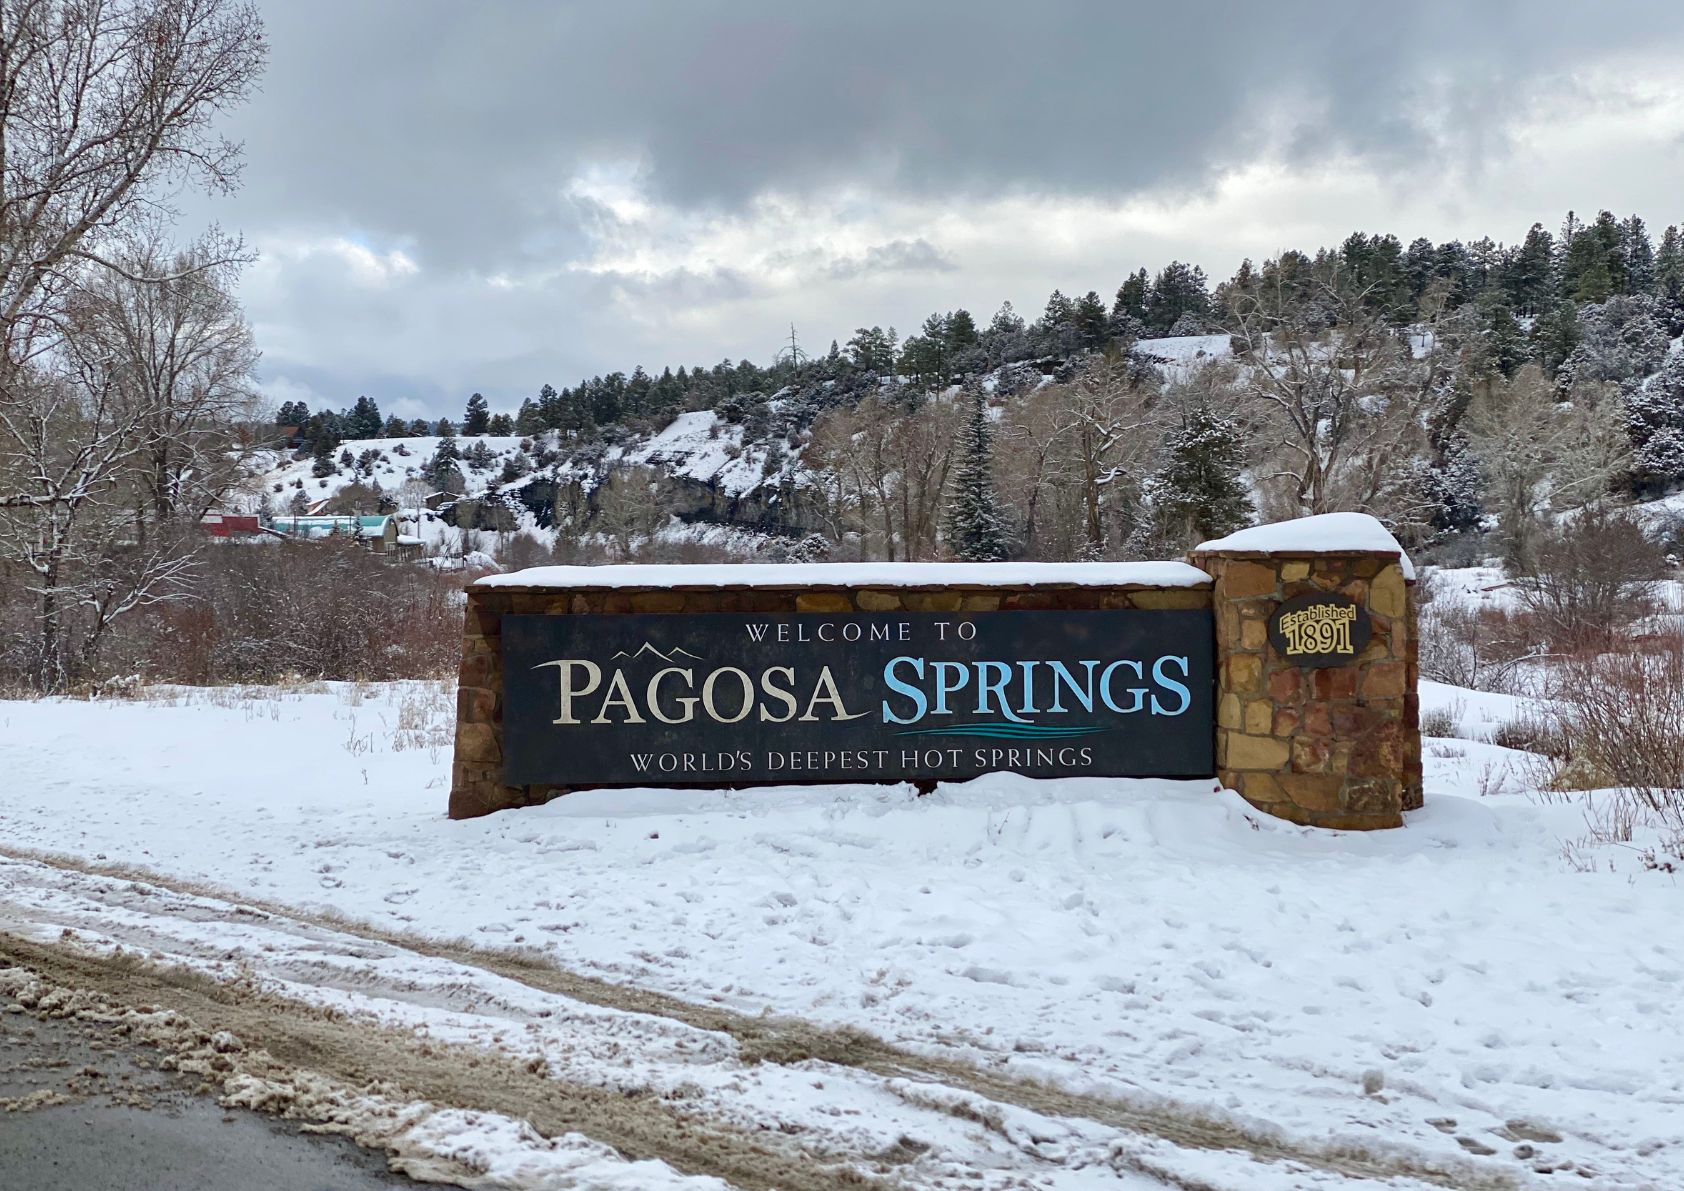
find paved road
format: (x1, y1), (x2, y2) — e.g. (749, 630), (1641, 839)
(0, 1002), (449, 1191)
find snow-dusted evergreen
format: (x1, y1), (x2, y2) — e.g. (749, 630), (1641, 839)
(1144, 406), (1254, 543)
(944, 391), (1008, 561)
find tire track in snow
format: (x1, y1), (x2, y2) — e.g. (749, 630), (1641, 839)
(0, 843), (1531, 1190)
(0, 932), (891, 1191)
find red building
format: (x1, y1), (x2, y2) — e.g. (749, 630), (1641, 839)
(199, 513), (262, 538)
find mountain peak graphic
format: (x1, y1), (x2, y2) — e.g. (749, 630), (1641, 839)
(609, 641), (704, 664)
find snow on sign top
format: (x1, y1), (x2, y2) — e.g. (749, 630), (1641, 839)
(1194, 513), (1415, 580)
(474, 560), (1213, 591)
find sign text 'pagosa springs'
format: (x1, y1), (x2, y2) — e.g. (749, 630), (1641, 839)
(500, 610), (1214, 785)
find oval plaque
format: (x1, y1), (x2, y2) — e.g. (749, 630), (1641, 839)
(1267, 592), (1370, 668)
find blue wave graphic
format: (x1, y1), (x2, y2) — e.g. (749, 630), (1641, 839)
(894, 722), (1109, 740)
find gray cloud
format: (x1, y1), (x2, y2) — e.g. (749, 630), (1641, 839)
(827, 239), (958, 280)
(181, 0), (1684, 412)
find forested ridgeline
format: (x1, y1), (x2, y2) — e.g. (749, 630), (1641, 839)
(276, 210), (1684, 569)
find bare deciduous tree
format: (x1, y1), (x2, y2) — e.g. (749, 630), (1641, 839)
(1464, 364), (1629, 567)
(0, 0), (266, 689)
(806, 394), (962, 561)
(997, 358), (1161, 558)
(1226, 279), (1426, 519)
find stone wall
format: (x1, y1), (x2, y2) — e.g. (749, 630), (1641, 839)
(451, 552), (1422, 828)
(1194, 549), (1422, 830)
(451, 579), (1211, 820)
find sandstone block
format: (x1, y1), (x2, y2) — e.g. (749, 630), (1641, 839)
(1267, 668), (1301, 702)
(795, 591), (852, 612)
(459, 653), (497, 690)
(1278, 772), (1346, 811)
(1343, 778), (1401, 817)
(1361, 661), (1408, 699)
(630, 590), (686, 613)
(1128, 589), (1209, 610)
(457, 686), (496, 723)
(1244, 699), (1273, 735)
(1227, 732), (1290, 770)
(1220, 560), (1278, 598)
(906, 591), (963, 611)
(856, 590), (902, 611)
(1239, 772), (1287, 805)
(1291, 736), (1331, 773)
(1312, 668), (1358, 700)
(1371, 565), (1408, 619)
(456, 721), (501, 765)
(1226, 653), (1263, 694)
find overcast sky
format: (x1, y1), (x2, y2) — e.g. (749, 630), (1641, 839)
(197, 1), (1684, 422)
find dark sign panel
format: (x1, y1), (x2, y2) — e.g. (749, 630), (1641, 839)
(1267, 592), (1371, 668)
(501, 610), (1214, 786)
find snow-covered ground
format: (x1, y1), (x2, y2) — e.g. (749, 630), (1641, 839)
(2, 678), (1681, 1186)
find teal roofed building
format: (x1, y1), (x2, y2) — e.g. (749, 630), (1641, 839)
(268, 514), (399, 552)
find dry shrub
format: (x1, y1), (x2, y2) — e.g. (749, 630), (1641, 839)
(1418, 702), (1461, 739)
(97, 540), (463, 685)
(1545, 636), (1684, 853)
(1489, 712), (1570, 760)
(1417, 595), (1542, 694)
(1508, 507), (1665, 651)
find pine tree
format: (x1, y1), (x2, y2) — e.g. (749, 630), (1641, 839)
(1036, 290), (1077, 355)
(846, 326), (894, 371)
(1146, 261), (1212, 334)
(1620, 215), (1655, 294)
(1656, 225), (1684, 302)
(1477, 296), (1527, 378)
(988, 301), (1024, 337)
(1073, 290), (1110, 349)
(1627, 352), (1684, 495)
(1505, 223), (1555, 314)
(1144, 407), (1254, 544)
(487, 412), (514, 436)
(944, 392), (1007, 561)
(946, 308), (979, 350)
(1113, 268), (1149, 324)
(1421, 432), (1483, 535)
(436, 416), (456, 438)
(382, 414), (408, 437)
(1403, 237), (1437, 300)
(427, 435), (463, 492)
(462, 392), (490, 435)
(344, 396), (382, 439)
(1530, 299), (1582, 377)
(310, 435), (336, 478)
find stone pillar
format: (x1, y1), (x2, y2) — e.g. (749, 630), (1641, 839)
(1194, 548), (1421, 830)
(450, 587), (556, 821)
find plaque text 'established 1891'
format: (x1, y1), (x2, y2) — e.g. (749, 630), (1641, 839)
(500, 610), (1215, 786)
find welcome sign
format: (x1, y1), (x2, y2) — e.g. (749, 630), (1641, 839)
(501, 610), (1215, 786)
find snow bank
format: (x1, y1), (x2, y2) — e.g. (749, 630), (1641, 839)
(475, 559), (1213, 590)
(1194, 512), (1415, 579)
